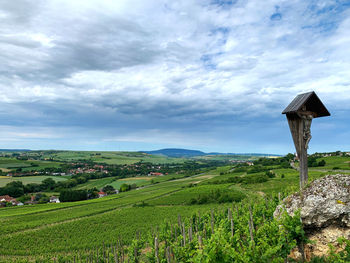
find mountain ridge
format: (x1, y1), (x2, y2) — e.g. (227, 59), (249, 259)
(141, 148), (281, 158)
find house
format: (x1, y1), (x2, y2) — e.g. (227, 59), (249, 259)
(148, 172), (164, 176)
(98, 191), (107, 198)
(25, 195), (38, 205)
(0, 195), (20, 206)
(0, 195), (13, 202)
(50, 196), (60, 203)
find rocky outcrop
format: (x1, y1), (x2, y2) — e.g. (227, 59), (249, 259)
(274, 174), (350, 260)
(274, 174), (350, 229)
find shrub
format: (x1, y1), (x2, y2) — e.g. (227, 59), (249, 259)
(265, 171), (275, 178)
(59, 189), (87, 202)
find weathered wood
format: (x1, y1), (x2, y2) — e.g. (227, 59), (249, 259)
(182, 223), (186, 246)
(283, 91), (330, 189)
(210, 209), (214, 234)
(287, 115), (308, 188)
(198, 235), (203, 248)
(248, 219), (254, 245)
(231, 218), (234, 237)
(155, 237), (159, 263)
(249, 205), (254, 231)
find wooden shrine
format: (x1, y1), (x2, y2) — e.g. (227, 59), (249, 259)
(282, 91), (330, 189)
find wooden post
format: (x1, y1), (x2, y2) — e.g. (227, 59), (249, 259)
(287, 114), (309, 189)
(155, 237), (159, 263)
(283, 91), (330, 189)
(210, 209), (214, 234)
(231, 218), (234, 237)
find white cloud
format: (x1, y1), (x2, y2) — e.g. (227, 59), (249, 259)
(0, 0), (349, 151)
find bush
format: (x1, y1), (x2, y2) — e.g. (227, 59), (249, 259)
(102, 185), (115, 194)
(318, 160), (326, 167)
(60, 189), (87, 202)
(265, 171), (275, 178)
(120, 183), (131, 192)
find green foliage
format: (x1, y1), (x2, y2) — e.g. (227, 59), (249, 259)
(308, 156), (327, 167)
(265, 171), (276, 178)
(59, 189), (87, 202)
(189, 189), (245, 205)
(209, 173), (269, 185)
(102, 184), (116, 194)
(119, 183), (131, 192)
(144, 195), (303, 263)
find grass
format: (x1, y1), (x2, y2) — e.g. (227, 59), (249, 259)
(74, 177), (116, 190)
(0, 176), (68, 187)
(313, 156), (350, 170)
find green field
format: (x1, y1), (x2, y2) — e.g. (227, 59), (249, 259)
(74, 177), (153, 190)
(34, 151), (187, 165)
(0, 155), (348, 262)
(312, 156), (350, 170)
(0, 176), (67, 187)
(0, 157), (62, 172)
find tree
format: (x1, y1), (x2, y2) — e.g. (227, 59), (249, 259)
(59, 189), (87, 202)
(1, 181), (25, 197)
(318, 159), (326, 167)
(87, 188), (99, 199)
(41, 178), (56, 190)
(24, 183), (41, 193)
(102, 185), (115, 194)
(119, 183), (131, 192)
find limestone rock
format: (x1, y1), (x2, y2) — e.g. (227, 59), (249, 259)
(288, 226), (350, 261)
(274, 174), (350, 229)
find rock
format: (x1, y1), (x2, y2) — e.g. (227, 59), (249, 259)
(288, 226), (350, 261)
(274, 174), (350, 229)
(304, 225), (350, 260)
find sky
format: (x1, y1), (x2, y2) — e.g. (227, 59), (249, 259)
(0, 0), (350, 154)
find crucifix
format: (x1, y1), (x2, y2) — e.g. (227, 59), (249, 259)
(282, 92), (330, 189)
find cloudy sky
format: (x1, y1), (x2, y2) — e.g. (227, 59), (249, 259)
(0, 0), (349, 154)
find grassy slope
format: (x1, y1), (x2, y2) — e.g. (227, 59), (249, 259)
(313, 156), (350, 170)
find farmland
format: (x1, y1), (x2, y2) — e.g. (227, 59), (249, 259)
(0, 152), (349, 262)
(0, 176), (68, 187)
(7, 151), (188, 165)
(0, 157), (62, 172)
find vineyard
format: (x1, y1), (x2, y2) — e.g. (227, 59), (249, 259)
(5, 194), (350, 263)
(1, 154), (350, 262)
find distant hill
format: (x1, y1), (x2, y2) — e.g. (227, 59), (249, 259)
(0, 149), (31, 152)
(142, 148), (280, 158)
(142, 148), (206, 158)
